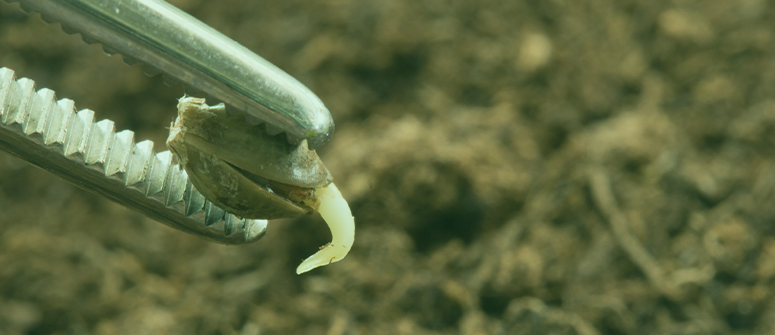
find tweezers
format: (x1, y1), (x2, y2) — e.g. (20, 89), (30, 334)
(0, 0), (335, 244)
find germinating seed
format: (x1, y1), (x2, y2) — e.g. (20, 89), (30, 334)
(167, 96), (354, 273)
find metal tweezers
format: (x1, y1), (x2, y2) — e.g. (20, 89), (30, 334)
(0, 0), (335, 244)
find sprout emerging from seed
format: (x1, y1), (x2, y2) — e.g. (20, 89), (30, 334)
(296, 183), (355, 274)
(167, 97), (354, 273)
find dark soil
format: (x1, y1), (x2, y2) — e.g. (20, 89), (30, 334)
(2, 0), (775, 334)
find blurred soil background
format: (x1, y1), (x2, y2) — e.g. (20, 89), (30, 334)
(1, 0), (775, 334)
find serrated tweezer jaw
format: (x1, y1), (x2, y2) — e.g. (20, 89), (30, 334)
(0, 67), (268, 245)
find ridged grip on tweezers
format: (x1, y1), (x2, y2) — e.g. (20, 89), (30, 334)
(0, 67), (267, 245)
(10, 0), (334, 149)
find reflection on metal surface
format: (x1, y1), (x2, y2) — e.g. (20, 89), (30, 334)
(11, 0), (334, 149)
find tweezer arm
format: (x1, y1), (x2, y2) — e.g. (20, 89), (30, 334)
(0, 67), (267, 244)
(13, 0), (334, 149)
